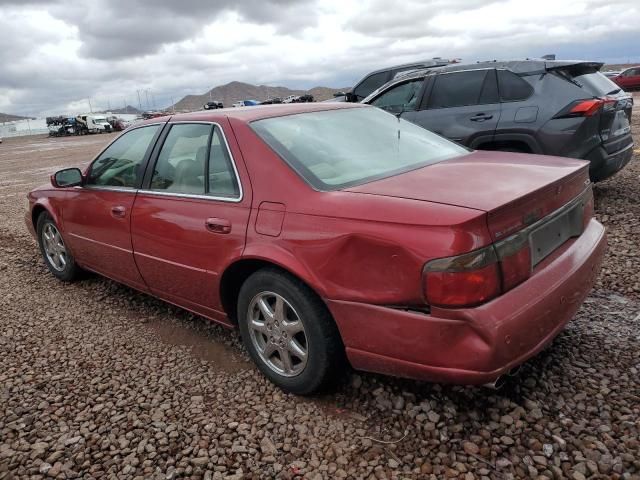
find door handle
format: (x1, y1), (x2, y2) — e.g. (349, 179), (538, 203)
(205, 217), (232, 234)
(470, 113), (493, 122)
(111, 206), (126, 218)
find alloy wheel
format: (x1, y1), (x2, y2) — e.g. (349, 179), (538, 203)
(247, 291), (308, 377)
(42, 223), (67, 272)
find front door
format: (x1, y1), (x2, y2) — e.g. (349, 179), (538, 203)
(405, 69), (501, 147)
(62, 123), (163, 290)
(131, 121), (251, 320)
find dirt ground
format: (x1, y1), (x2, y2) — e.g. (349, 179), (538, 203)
(1, 99), (639, 480)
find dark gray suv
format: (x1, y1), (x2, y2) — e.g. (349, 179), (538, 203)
(363, 60), (634, 182)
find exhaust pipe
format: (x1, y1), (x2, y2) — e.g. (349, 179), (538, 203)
(483, 375), (507, 390)
(483, 365), (523, 390)
(507, 365), (522, 377)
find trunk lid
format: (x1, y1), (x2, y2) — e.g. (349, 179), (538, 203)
(345, 150), (590, 241)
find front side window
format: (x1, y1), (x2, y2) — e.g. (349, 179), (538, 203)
(353, 71), (389, 100)
(88, 124), (160, 188)
(428, 70), (489, 109)
(252, 107), (467, 190)
(370, 79), (425, 113)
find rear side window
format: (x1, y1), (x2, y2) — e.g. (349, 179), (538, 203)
(150, 123), (240, 198)
(151, 123), (211, 195)
(353, 71), (389, 100)
(428, 70), (493, 108)
(497, 70), (533, 101)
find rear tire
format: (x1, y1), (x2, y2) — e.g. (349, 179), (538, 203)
(36, 212), (81, 282)
(237, 268), (345, 395)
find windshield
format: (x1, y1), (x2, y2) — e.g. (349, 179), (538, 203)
(93, 117), (107, 122)
(251, 107), (468, 190)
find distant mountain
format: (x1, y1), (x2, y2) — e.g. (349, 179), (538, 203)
(172, 81), (346, 112)
(0, 112), (33, 123)
(96, 105), (142, 115)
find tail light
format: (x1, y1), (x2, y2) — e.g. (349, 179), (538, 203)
(423, 248), (502, 308)
(424, 239), (533, 308)
(554, 97), (617, 118)
(424, 188), (593, 309)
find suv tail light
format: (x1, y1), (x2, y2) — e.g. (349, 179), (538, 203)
(554, 97), (617, 118)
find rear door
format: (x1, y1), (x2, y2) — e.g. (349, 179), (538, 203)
(405, 69), (501, 147)
(131, 120), (251, 321)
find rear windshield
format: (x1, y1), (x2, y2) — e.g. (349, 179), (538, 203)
(251, 107), (468, 190)
(556, 67), (621, 95)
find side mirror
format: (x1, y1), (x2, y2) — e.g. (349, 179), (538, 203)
(51, 168), (83, 188)
(344, 92), (356, 102)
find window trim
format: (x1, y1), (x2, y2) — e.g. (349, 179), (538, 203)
(84, 122), (165, 193)
(138, 121), (244, 203)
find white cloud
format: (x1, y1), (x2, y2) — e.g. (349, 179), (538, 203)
(0, 0), (638, 116)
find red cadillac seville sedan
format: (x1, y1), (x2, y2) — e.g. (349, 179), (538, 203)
(26, 103), (606, 394)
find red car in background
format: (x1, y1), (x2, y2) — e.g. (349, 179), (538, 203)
(611, 66), (640, 91)
(26, 103), (606, 394)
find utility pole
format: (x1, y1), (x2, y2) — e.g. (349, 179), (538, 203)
(136, 90), (142, 111)
(144, 90), (150, 110)
(88, 98), (93, 113)
(107, 99), (111, 111)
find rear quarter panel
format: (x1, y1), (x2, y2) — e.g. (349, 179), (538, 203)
(229, 118), (491, 305)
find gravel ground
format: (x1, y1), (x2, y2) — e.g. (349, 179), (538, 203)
(1, 100), (639, 479)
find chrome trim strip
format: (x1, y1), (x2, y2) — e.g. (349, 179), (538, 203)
(68, 232), (132, 253)
(83, 185), (138, 194)
(134, 250), (218, 275)
(135, 189), (242, 203)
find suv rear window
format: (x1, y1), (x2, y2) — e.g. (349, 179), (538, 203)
(428, 70), (492, 108)
(555, 67), (621, 95)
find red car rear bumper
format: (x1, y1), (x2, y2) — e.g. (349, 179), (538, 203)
(327, 218), (606, 385)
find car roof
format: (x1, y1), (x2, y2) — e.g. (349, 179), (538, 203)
(392, 59), (605, 80)
(362, 58), (451, 76)
(138, 102), (369, 126)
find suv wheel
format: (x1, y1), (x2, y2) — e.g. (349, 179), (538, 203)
(237, 268), (344, 395)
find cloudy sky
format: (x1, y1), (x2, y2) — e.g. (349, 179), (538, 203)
(1, 0), (639, 116)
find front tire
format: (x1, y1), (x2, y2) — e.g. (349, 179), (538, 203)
(237, 268), (345, 395)
(36, 212), (80, 282)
